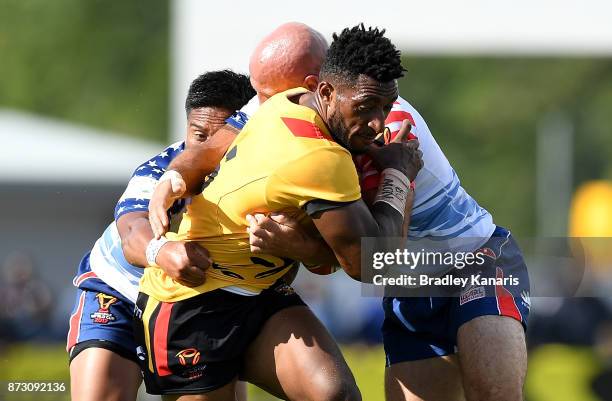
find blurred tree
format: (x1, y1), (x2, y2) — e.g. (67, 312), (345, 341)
(0, 0), (169, 141)
(399, 57), (612, 235)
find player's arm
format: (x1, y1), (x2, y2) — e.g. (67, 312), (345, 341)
(317, 123), (420, 279)
(360, 144), (417, 237)
(318, 123), (420, 280)
(270, 121), (422, 280)
(117, 211), (154, 267)
(310, 192), (412, 280)
(247, 181), (415, 268)
(113, 146), (212, 287)
(247, 213), (340, 267)
(148, 125), (239, 238)
(117, 211), (212, 287)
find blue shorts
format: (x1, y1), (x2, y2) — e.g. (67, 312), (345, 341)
(382, 227), (530, 365)
(66, 252), (138, 364)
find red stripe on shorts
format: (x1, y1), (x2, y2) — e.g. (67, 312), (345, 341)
(73, 271), (98, 287)
(154, 302), (174, 376)
(495, 267), (522, 322)
(66, 292), (86, 351)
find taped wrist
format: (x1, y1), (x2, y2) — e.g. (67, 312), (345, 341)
(373, 168), (411, 217)
(146, 236), (169, 267)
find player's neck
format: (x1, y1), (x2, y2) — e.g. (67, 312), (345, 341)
(296, 92), (326, 120)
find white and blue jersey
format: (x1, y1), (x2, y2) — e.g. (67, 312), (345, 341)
(80, 141), (187, 303)
(67, 142), (187, 356)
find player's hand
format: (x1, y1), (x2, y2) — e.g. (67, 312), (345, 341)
(247, 213), (315, 260)
(155, 240), (211, 287)
(149, 177), (186, 239)
(367, 120), (423, 181)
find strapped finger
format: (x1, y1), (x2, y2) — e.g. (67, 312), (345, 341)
(391, 120), (412, 143)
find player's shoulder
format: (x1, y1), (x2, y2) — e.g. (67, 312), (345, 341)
(163, 141), (186, 158)
(273, 141), (356, 188)
(245, 89), (339, 151)
(240, 95), (259, 117)
(247, 88), (310, 121)
(142, 140), (184, 165)
(130, 140), (184, 179)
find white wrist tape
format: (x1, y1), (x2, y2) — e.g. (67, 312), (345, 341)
(146, 236), (169, 267)
(157, 170), (183, 188)
(373, 168), (410, 217)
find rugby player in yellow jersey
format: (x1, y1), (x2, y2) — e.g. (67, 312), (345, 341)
(136, 25), (422, 400)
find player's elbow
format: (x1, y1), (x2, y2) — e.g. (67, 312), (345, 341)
(120, 235), (140, 266)
(332, 240), (365, 281)
(117, 222), (144, 267)
(116, 212), (150, 267)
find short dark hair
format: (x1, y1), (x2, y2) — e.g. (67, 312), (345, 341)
(185, 70), (256, 115)
(320, 24), (405, 84)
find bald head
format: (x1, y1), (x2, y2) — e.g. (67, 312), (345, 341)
(249, 22), (328, 103)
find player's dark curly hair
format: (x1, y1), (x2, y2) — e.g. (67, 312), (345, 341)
(185, 70), (256, 115)
(320, 24), (405, 84)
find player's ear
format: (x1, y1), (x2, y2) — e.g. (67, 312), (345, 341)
(317, 81), (334, 105)
(303, 75), (319, 92)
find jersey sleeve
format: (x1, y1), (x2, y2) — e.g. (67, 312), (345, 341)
(225, 111), (250, 130)
(114, 141), (186, 220)
(266, 146), (361, 213)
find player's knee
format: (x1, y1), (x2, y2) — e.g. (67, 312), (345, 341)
(312, 384), (361, 401)
(463, 373), (524, 401)
(308, 372), (361, 401)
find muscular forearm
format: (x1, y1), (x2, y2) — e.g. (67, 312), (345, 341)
(167, 150), (214, 196)
(371, 188), (414, 238)
(168, 125), (238, 196)
(116, 212), (155, 267)
(315, 190), (414, 281)
(300, 191), (414, 267)
(300, 236), (339, 267)
(402, 189), (414, 238)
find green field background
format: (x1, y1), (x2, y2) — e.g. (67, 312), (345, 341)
(0, 343), (603, 401)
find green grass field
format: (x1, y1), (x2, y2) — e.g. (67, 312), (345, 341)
(0, 343), (604, 401)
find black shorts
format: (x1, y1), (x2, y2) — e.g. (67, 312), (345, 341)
(133, 282), (305, 395)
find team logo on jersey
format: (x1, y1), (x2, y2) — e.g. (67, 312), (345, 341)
(136, 346), (147, 361)
(133, 305), (143, 320)
(176, 348), (201, 366)
(182, 364), (207, 380)
(459, 286), (486, 305)
(477, 247), (497, 260)
(274, 283), (296, 296)
(520, 290), (531, 309)
(90, 293), (118, 324)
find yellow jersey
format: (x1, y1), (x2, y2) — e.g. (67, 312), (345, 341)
(140, 88), (361, 302)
